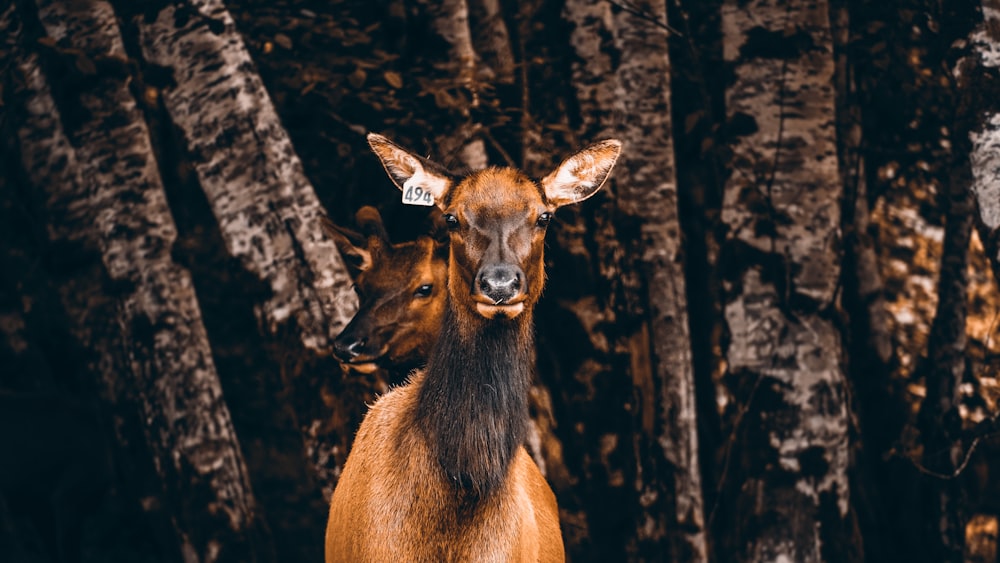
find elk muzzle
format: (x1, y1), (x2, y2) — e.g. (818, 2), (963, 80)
(474, 263), (526, 319)
(333, 333), (380, 374)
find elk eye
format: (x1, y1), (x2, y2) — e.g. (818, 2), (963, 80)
(414, 284), (433, 298)
(536, 212), (553, 228)
(443, 213), (459, 230)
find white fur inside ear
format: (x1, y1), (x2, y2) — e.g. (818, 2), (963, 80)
(547, 164), (595, 195)
(542, 140), (621, 206)
(402, 165), (449, 202)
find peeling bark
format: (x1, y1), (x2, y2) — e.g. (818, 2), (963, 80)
(720, 0), (854, 560)
(562, 1), (707, 560)
(134, 0), (357, 353)
(14, 1), (267, 560)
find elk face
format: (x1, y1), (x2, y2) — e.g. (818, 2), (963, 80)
(367, 134), (621, 320)
(324, 208), (448, 373)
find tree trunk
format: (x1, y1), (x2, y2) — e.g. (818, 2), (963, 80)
(13, 1), (268, 560)
(132, 4), (373, 556)
(719, 0), (855, 560)
(412, 0), (488, 169)
(134, 0), (357, 353)
(468, 0), (515, 85)
(909, 2), (999, 559)
(561, 1), (707, 560)
(830, 3), (900, 560)
(915, 140), (972, 563)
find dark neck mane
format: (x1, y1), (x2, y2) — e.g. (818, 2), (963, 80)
(415, 302), (533, 499)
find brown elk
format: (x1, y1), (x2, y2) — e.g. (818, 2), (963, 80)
(325, 133), (621, 562)
(322, 206), (448, 380)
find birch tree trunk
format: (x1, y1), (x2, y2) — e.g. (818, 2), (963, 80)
(561, 1), (707, 560)
(719, 0), (855, 560)
(133, 1), (367, 528)
(135, 0), (356, 354)
(12, 1), (268, 560)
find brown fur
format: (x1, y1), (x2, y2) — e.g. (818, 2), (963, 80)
(325, 372), (562, 562)
(325, 135), (621, 562)
(323, 208), (448, 377)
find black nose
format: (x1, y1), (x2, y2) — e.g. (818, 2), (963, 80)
(333, 336), (366, 361)
(477, 265), (523, 304)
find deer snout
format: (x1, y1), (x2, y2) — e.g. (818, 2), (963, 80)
(333, 335), (368, 362)
(477, 264), (523, 304)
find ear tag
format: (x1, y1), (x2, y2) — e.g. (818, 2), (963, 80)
(402, 176), (435, 207)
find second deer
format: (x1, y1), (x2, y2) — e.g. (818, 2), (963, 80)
(323, 206), (448, 381)
(325, 133), (621, 562)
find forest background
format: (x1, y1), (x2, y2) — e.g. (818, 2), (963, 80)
(1, 0), (1000, 562)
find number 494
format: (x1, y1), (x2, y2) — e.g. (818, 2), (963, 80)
(403, 185), (434, 206)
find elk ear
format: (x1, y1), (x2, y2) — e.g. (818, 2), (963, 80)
(368, 133), (454, 208)
(321, 216), (372, 277)
(354, 205), (391, 244)
(540, 139), (622, 207)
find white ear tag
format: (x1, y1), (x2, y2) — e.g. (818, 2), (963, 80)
(401, 174), (435, 207)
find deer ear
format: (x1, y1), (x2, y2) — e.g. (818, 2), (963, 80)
(354, 205), (391, 244)
(321, 216), (372, 277)
(368, 133), (454, 208)
(540, 139), (622, 207)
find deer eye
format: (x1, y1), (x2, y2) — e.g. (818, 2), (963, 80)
(443, 213), (459, 230)
(536, 212), (553, 228)
(414, 284), (433, 298)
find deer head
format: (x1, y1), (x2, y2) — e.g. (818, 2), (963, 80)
(367, 134), (621, 322)
(323, 206), (448, 374)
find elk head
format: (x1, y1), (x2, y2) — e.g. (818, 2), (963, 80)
(323, 206), (448, 374)
(367, 133), (621, 321)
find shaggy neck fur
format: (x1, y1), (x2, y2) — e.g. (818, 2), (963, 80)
(415, 301), (533, 500)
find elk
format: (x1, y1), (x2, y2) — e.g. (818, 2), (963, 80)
(325, 133), (621, 563)
(322, 206), (448, 380)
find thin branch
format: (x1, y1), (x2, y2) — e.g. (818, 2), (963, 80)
(605, 0), (683, 36)
(707, 371), (765, 528)
(892, 437), (982, 480)
(481, 127), (517, 167)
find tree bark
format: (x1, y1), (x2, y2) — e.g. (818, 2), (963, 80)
(830, 3), (900, 560)
(719, 0), (855, 560)
(14, 1), (268, 560)
(412, 0), (489, 169)
(468, 0), (515, 85)
(915, 145), (972, 563)
(134, 0), (357, 354)
(562, 1), (707, 560)
(909, 2), (996, 559)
